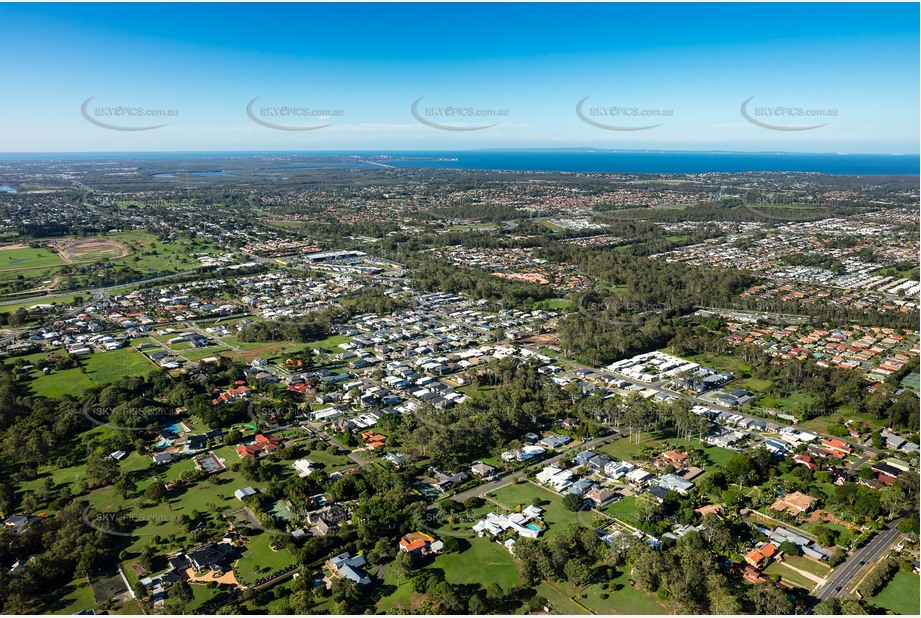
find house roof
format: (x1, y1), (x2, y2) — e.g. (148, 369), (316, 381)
(399, 532), (435, 552)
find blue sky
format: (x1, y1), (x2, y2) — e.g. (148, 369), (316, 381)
(0, 2), (917, 153)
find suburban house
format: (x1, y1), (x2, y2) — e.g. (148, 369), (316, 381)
(585, 486), (619, 507)
(821, 438), (852, 455)
(167, 543), (235, 576)
(539, 434), (571, 449)
(660, 450), (689, 469)
(470, 462), (498, 479)
(211, 385), (252, 406)
(792, 454), (817, 470)
(236, 434), (282, 458)
(654, 474), (694, 494)
(769, 491), (816, 516)
(293, 459), (317, 477)
(745, 542), (780, 569)
(431, 468), (468, 492)
(398, 532), (443, 556)
(626, 468), (654, 486)
(473, 505), (545, 540)
(327, 552), (371, 586)
(2, 514), (40, 534)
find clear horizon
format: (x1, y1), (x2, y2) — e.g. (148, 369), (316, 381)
(1, 2), (918, 153)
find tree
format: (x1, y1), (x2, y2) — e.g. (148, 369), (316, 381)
(440, 536), (461, 553)
(897, 517), (919, 537)
(813, 525), (840, 547)
(564, 559), (593, 587)
(393, 549), (414, 586)
(144, 482), (168, 503)
(168, 580), (194, 612)
(778, 541), (801, 556)
(86, 451), (120, 487)
(562, 493), (585, 512)
(114, 474), (136, 499)
(468, 593), (488, 615)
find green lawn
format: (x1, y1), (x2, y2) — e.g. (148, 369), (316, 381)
(869, 571), (920, 615)
(22, 348), (158, 398)
(306, 333), (352, 351)
(603, 496), (638, 527)
(51, 577), (97, 614)
(764, 561), (817, 590)
(783, 554), (830, 578)
(378, 536), (519, 612)
(671, 349), (751, 378)
(543, 571), (667, 615)
(805, 521), (855, 548)
(431, 536), (520, 589)
(535, 581), (591, 615)
(188, 582), (223, 612)
(596, 435), (654, 462)
(233, 531), (297, 586)
(489, 482), (584, 536)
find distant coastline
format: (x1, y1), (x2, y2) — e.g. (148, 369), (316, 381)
(0, 149), (917, 176)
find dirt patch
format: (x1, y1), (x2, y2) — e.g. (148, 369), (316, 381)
(0, 243), (29, 251)
(517, 333), (561, 346)
(47, 237), (130, 263)
(183, 567), (241, 587)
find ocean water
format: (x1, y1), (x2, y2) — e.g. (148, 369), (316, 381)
(0, 150), (917, 175)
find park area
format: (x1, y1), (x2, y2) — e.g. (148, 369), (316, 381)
(867, 571), (921, 615)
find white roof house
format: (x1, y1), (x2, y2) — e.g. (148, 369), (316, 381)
(293, 459), (317, 477)
(626, 468), (654, 484)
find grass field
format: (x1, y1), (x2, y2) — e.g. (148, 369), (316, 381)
(542, 571), (667, 615)
(378, 536), (520, 612)
(15, 348), (158, 398)
(869, 571), (920, 615)
(0, 230), (220, 297)
(0, 295), (80, 315)
(0, 245), (66, 270)
(431, 536), (520, 589)
(671, 349), (751, 378)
